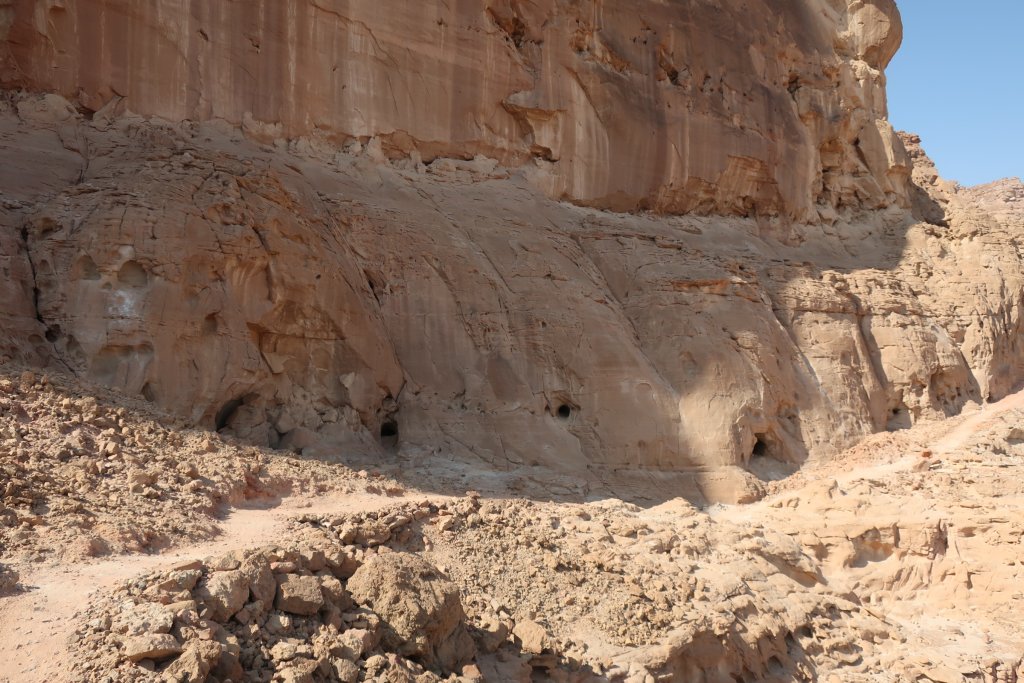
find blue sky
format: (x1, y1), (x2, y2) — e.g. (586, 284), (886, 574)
(887, 1), (1023, 186)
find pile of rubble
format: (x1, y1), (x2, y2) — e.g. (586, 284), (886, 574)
(5, 369), (1024, 682)
(0, 368), (390, 565)
(69, 500), (582, 683)
(70, 496), (907, 683)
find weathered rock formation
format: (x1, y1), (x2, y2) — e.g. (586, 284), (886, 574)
(1, 0), (910, 220)
(1, 0), (1023, 501)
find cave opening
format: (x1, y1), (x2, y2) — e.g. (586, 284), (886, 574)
(752, 435), (769, 458)
(746, 430), (799, 482)
(215, 397), (244, 431)
(380, 419), (399, 445)
(557, 404), (572, 420)
(887, 403), (912, 431)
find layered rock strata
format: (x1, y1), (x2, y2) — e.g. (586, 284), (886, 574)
(2, 1), (1023, 500)
(2, 0), (909, 220)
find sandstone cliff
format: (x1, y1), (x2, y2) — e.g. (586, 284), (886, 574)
(2, 0), (1023, 502)
(2, 0), (910, 220)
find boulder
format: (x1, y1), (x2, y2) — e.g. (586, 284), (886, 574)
(331, 658), (360, 683)
(277, 657), (318, 683)
(112, 603), (174, 636)
(275, 574), (324, 615)
(239, 552), (276, 605)
(512, 619), (551, 655)
(318, 575), (352, 609)
(347, 553), (475, 672)
(0, 564), (19, 595)
(194, 570), (248, 622)
(162, 640), (223, 683)
(331, 628), (379, 661)
(120, 633), (182, 662)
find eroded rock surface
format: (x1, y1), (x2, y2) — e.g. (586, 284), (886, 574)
(1, 1), (1023, 501)
(1, 0), (911, 220)
(2, 91), (1024, 501)
(2, 2), (1024, 681)
(1, 87), (1024, 501)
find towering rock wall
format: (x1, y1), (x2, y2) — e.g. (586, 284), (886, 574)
(2, 0), (1023, 501)
(2, 0), (909, 220)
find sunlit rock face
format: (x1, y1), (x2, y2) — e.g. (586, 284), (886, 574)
(2, 0), (909, 220)
(4, 0), (1023, 503)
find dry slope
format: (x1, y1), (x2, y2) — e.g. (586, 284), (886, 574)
(1, 369), (1023, 682)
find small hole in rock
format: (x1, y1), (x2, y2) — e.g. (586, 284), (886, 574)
(76, 255), (101, 281)
(557, 404), (572, 419)
(752, 436), (769, 458)
(380, 420), (398, 439)
(117, 260), (149, 288)
(203, 313), (218, 335)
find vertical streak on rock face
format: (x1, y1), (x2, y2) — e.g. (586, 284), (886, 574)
(2, 0), (909, 220)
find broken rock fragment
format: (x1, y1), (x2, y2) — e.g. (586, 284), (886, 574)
(120, 633), (182, 662)
(162, 640), (223, 682)
(194, 569), (248, 622)
(275, 573), (325, 615)
(348, 553), (476, 672)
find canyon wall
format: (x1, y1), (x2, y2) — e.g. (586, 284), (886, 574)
(2, 0), (1023, 501)
(2, 0), (910, 220)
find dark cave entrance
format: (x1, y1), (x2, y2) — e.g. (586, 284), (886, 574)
(380, 419), (399, 447)
(746, 431), (798, 482)
(215, 397), (244, 431)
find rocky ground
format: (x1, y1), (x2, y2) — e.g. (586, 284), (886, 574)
(0, 366), (407, 565)
(2, 365), (1023, 682)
